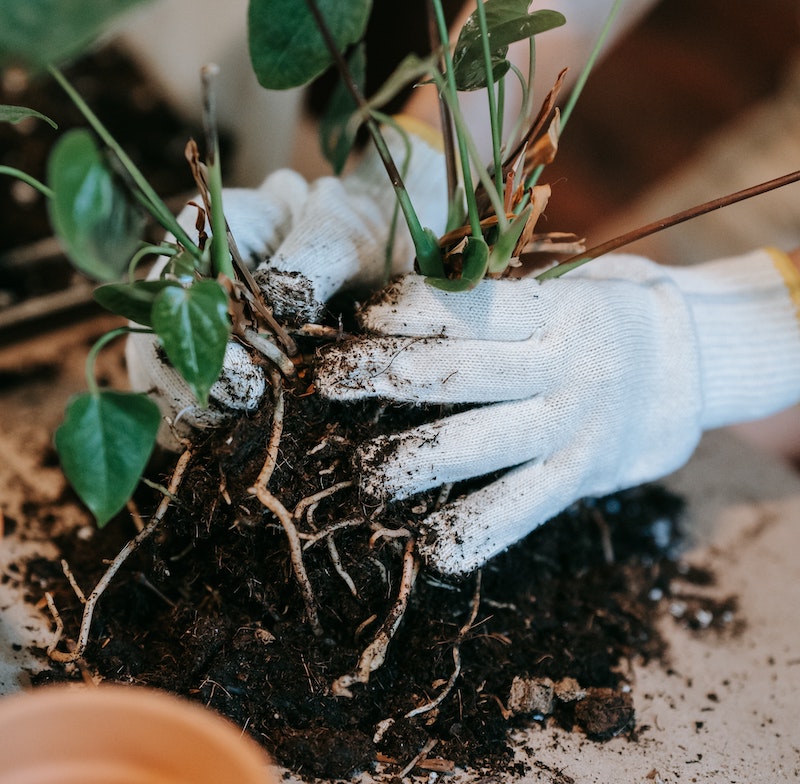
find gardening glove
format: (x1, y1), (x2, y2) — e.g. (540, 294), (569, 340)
(315, 248), (800, 576)
(126, 118), (447, 449)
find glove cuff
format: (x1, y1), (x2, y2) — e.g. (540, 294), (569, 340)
(666, 248), (800, 430)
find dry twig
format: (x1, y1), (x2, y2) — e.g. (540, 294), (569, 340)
(48, 449), (193, 663)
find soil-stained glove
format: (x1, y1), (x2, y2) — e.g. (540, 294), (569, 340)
(316, 249), (800, 576)
(126, 118), (447, 449)
(256, 118), (448, 323)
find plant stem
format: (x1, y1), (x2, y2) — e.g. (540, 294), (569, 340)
(48, 66), (201, 259)
(430, 0), (484, 241)
(537, 168), (800, 280)
(431, 70), (507, 228)
(201, 64), (235, 280)
(0, 166), (53, 198)
(473, 0), (503, 197)
(424, 0), (458, 205)
(303, 0), (442, 276)
(127, 243), (176, 281)
(371, 110), (410, 283)
(520, 36), (536, 144)
(83, 327), (134, 394)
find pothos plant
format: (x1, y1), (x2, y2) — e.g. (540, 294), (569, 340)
(0, 0), (592, 529)
(3, 0), (797, 534)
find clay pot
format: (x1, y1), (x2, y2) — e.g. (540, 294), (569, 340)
(0, 684), (278, 783)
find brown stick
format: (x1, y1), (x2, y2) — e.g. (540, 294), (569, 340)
(537, 168), (800, 280)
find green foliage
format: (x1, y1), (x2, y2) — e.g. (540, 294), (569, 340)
(151, 281), (231, 408)
(55, 390), (160, 527)
(487, 208), (530, 273)
(47, 129), (146, 281)
(415, 227), (447, 279)
(452, 2), (565, 91)
(0, 104), (57, 128)
(0, 0), (151, 70)
(320, 44), (366, 174)
(248, 0), (371, 90)
(428, 237), (489, 292)
(0, 105), (57, 197)
(93, 280), (179, 327)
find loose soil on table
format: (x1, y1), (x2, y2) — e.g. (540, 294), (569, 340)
(21, 348), (739, 782)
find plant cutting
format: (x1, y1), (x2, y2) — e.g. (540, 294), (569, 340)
(5, 0), (800, 780)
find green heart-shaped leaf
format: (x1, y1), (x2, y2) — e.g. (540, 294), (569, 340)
(94, 279), (179, 327)
(453, 3), (566, 91)
(55, 391), (160, 527)
(151, 280), (231, 407)
(0, 0), (149, 70)
(48, 129), (145, 281)
(248, 0), (371, 90)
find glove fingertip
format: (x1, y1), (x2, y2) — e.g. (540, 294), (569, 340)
(416, 513), (481, 579)
(254, 267), (323, 324)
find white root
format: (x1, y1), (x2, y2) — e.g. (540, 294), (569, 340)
(332, 538), (418, 697)
(397, 737), (438, 779)
(405, 570), (483, 720)
(250, 484), (323, 637)
(253, 367), (285, 490)
(369, 526), (412, 548)
(60, 559), (86, 604)
(48, 449), (193, 664)
(327, 537), (359, 598)
(301, 519), (364, 550)
(293, 480), (353, 524)
(243, 327), (295, 378)
(250, 368), (323, 635)
(44, 592), (65, 658)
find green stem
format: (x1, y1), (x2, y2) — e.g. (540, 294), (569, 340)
(84, 327), (148, 394)
(431, 0), (482, 240)
(48, 66), (201, 260)
(372, 111), (411, 283)
(127, 243), (176, 281)
(0, 166), (53, 198)
(303, 0), (442, 275)
(431, 71), (507, 227)
(473, 0), (503, 197)
(201, 64), (235, 279)
(424, 0), (458, 207)
(496, 76), (505, 162)
(503, 61), (531, 158)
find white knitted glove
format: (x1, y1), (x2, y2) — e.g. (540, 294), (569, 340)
(316, 249), (800, 576)
(126, 119), (447, 448)
(256, 119), (448, 322)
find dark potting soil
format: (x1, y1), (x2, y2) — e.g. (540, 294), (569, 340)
(24, 368), (739, 782)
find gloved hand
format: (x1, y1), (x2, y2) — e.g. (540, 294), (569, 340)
(125, 119), (448, 448)
(315, 249), (800, 576)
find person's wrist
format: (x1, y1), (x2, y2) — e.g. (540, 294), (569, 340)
(668, 249), (800, 430)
